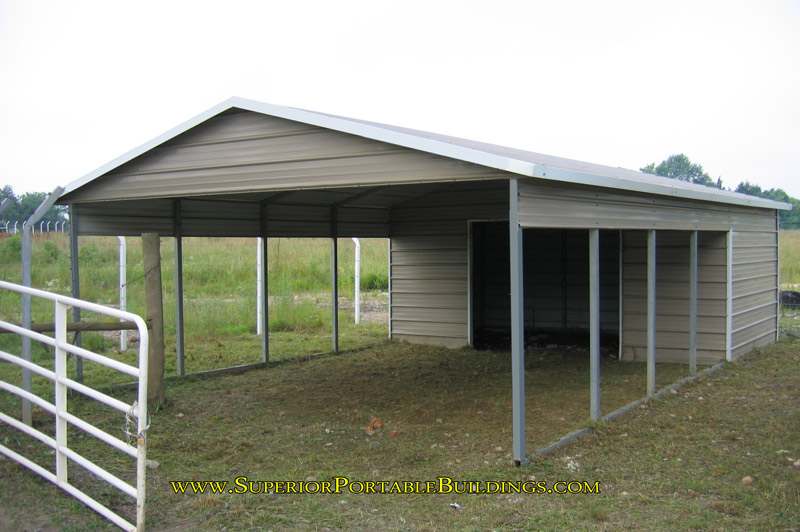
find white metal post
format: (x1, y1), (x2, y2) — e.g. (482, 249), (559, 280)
(509, 179), (526, 465)
(54, 300), (68, 484)
(257, 237), (263, 335)
(689, 231), (698, 375)
(589, 229), (600, 421)
(135, 302), (150, 532)
(21, 220), (32, 425)
(118, 237), (127, 351)
(352, 237), (361, 324)
(647, 230), (657, 397)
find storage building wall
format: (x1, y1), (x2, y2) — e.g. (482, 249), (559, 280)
(620, 231), (728, 364)
(730, 211), (779, 359)
(389, 180), (508, 347)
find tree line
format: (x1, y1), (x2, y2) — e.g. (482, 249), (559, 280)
(641, 154), (800, 229)
(0, 186), (67, 225)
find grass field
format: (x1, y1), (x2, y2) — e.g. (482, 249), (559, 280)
(0, 339), (798, 531)
(0, 230), (799, 531)
(0, 233), (390, 380)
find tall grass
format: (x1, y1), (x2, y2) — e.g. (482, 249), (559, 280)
(780, 230), (800, 285)
(0, 233), (389, 375)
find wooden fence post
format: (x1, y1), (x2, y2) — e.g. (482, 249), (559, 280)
(142, 232), (166, 406)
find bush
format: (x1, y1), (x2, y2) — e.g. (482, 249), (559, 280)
(0, 235), (22, 263)
(38, 240), (60, 263)
(79, 242), (113, 264)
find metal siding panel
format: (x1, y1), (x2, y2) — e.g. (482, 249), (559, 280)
(65, 119), (511, 202)
(729, 229), (778, 358)
(390, 279), (465, 294)
(621, 229), (728, 363)
(518, 181), (776, 233)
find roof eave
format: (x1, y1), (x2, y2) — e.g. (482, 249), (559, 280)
(59, 96), (793, 212)
(530, 165), (792, 211)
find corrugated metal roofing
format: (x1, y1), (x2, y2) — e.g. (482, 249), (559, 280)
(61, 97), (791, 211)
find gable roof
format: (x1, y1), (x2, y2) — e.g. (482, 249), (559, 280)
(61, 97), (791, 211)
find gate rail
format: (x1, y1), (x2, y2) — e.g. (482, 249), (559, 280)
(0, 280), (149, 532)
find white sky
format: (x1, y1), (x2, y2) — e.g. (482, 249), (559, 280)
(1, 0), (799, 198)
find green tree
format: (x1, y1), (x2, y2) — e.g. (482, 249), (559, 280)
(640, 154), (720, 188)
(735, 181), (800, 229)
(0, 186), (67, 226)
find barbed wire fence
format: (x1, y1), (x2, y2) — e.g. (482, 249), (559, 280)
(0, 233), (390, 375)
(0, 220), (70, 234)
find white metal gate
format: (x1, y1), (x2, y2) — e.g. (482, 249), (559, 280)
(0, 280), (149, 532)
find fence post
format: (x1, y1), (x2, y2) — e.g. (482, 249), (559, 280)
(21, 186), (63, 424)
(118, 236), (127, 351)
(257, 237), (263, 335)
(142, 232), (166, 406)
(54, 300), (68, 484)
(69, 206), (83, 381)
(352, 237), (361, 324)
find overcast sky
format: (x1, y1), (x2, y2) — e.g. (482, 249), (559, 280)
(1, 0), (798, 200)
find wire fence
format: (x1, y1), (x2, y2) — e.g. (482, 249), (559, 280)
(0, 221), (70, 234)
(0, 234), (389, 379)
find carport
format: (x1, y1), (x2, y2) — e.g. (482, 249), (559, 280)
(58, 97), (790, 464)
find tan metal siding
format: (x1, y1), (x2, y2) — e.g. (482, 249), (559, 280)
(622, 231), (727, 364)
(731, 228), (778, 359)
(63, 110), (509, 203)
(389, 181), (508, 347)
(390, 236), (469, 345)
(74, 195), (390, 238)
(518, 180), (776, 232)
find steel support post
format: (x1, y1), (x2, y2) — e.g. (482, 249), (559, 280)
(647, 229), (657, 397)
(260, 204), (269, 362)
(589, 229), (600, 420)
(509, 179), (526, 465)
(689, 231), (698, 375)
(331, 207), (339, 353)
(726, 230), (733, 361)
(173, 200), (185, 376)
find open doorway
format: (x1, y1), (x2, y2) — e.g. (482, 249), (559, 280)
(470, 222), (620, 349)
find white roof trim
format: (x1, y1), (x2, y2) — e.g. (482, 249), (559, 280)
(61, 96), (792, 211)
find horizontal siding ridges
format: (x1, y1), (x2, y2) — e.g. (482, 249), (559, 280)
(621, 230), (727, 363)
(518, 181), (776, 232)
(64, 111), (510, 203)
(729, 230), (778, 360)
(390, 233), (468, 347)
